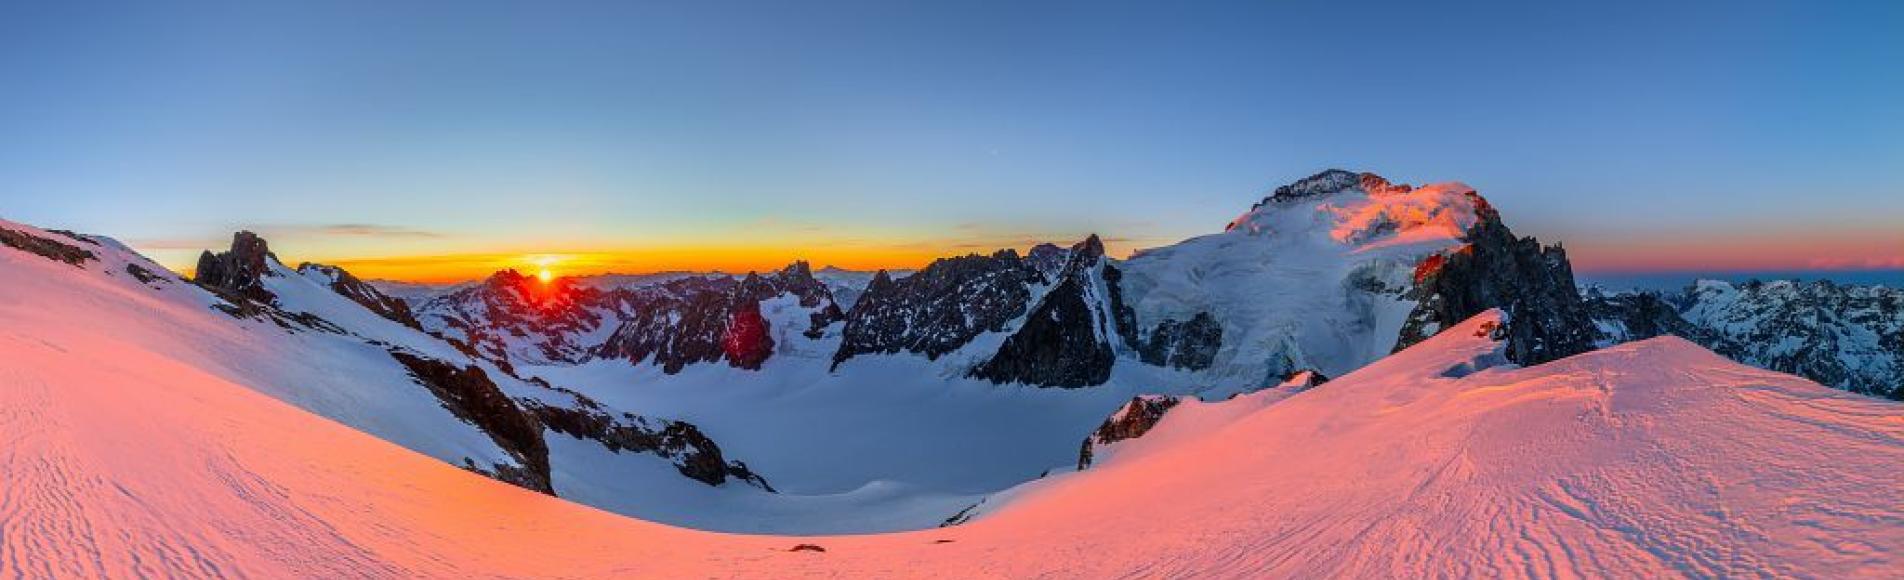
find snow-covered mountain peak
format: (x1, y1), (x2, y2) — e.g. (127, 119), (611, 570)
(1225, 170), (1484, 252)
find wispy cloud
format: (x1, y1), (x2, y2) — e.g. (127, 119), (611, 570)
(273, 224), (444, 239)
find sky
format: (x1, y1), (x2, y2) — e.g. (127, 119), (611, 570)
(2, 0), (1900, 282)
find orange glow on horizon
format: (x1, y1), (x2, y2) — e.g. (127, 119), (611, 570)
(304, 244), (989, 284)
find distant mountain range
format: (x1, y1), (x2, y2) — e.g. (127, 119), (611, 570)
(2, 169), (1896, 551)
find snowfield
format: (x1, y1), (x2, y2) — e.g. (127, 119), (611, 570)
(5, 227), (1900, 580)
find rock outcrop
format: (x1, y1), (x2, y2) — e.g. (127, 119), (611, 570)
(0, 226), (97, 267)
(387, 351), (554, 494)
(1395, 201), (1597, 366)
(520, 393), (773, 489)
(193, 231), (279, 305)
(1076, 395), (1182, 470)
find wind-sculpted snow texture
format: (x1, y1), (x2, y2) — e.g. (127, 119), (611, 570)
(1591, 280), (1904, 400)
(5, 302), (1898, 577)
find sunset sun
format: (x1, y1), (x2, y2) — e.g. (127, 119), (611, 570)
(537, 268), (553, 283)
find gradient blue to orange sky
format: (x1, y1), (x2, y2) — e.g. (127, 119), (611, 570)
(3, 1), (1900, 282)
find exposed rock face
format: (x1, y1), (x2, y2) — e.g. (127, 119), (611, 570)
(1590, 280), (1903, 400)
(520, 393), (773, 489)
(1395, 204), (1597, 366)
(193, 231), (279, 305)
(0, 226), (97, 267)
(1077, 395), (1181, 470)
(387, 351), (554, 494)
(972, 235), (1119, 387)
(1134, 312), (1222, 370)
(593, 263), (841, 373)
(388, 350), (774, 492)
(832, 250), (1041, 367)
(297, 262), (423, 329)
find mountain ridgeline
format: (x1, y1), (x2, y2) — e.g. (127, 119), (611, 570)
(378, 169), (1893, 398)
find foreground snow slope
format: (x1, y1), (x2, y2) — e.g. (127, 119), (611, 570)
(5, 296), (1898, 576)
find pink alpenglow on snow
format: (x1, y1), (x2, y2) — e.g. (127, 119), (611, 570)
(4, 225), (1900, 580)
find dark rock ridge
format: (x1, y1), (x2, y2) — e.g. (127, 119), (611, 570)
(387, 351), (554, 494)
(594, 262), (843, 373)
(1590, 280), (1903, 400)
(194, 231), (278, 305)
(518, 388), (773, 489)
(972, 235), (1119, 388)
(297, 262), (423, 329)
(1394, 200), (1597, 366)
(388, 351), (775, 493)
(832, 250), (1042, 367)
(1076, 395), (1182, 470)
(0, 226), (97, 267)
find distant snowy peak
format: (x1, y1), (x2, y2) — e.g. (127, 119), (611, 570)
(1590, 279), (1903, 400)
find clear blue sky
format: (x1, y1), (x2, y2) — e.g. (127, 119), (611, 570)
(3, 1), (1900, 279)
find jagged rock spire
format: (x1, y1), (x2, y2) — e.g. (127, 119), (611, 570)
(194, 231), (278, 304)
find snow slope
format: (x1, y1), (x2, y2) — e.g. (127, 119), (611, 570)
(0, 220), (809, 530)
(6, 272), (1899, 578)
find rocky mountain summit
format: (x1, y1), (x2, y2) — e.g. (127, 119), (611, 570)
(971, 235), (1121, 387)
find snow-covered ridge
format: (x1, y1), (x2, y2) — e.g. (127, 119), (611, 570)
(7, 296), (1897, 577)
(0, 219), (787, 526)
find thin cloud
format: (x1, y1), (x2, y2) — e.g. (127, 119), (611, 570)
(283, 224), (445, 239)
